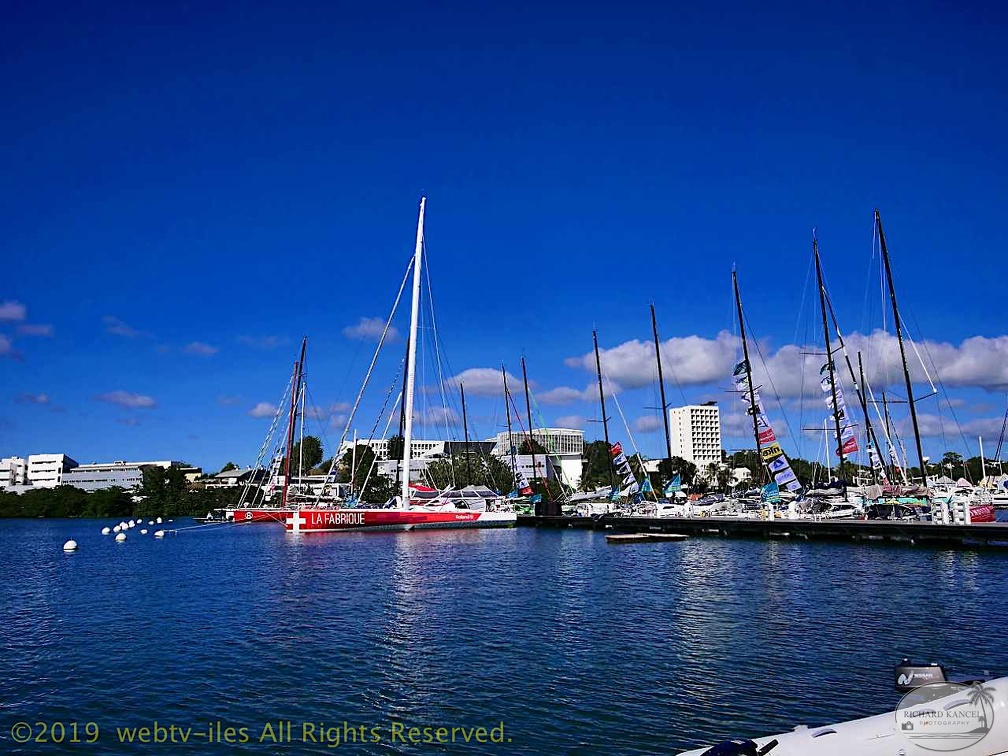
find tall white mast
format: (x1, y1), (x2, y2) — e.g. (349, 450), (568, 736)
(980, 435), (986, 483)
(401, 196), (426, 507)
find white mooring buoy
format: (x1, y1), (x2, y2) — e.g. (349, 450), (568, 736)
(101, 527), (111, 535)
(153, 530), (165, 538)
(156, 517), (163, 524)
(140, 528), (148, 535)
(63, 539), (78, 552)
(115, 532), (127, 543)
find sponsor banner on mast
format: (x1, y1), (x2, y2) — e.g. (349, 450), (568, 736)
(735, 360), (802, 492)
(821, 361), (859, 456)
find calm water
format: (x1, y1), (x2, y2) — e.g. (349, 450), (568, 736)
(2, 518), (1008, 754)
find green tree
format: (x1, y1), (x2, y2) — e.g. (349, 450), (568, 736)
(581, 440), (616, 489)
(423, 454), (516, 493)
(518, 438), (548, 455)
(715, 465), (733, 492)
(661, 456), (698, 489)
(288, 435), (324, 475)
(219, 462), (238, 473)
(337, 444), (396, 503)
(942, 451), (964, 478)
(387, 435), (404, 461)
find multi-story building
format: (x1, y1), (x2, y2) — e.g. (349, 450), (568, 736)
(63, 462), (145, 492)
(337, 429), (585, 490)
(26, 453), (79, 488)
(62, 460), (202, 492)
(488, 428), (584, 489)
(0, 456), (28, 489)
(669, 403), (722, 474)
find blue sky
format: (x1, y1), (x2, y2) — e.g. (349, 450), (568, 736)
(3, 0), (1008, 473)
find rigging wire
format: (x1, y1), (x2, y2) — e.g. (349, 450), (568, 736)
(315, 256), (414, 503)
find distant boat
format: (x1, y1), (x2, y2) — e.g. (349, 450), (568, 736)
(285, 198), (517, 534)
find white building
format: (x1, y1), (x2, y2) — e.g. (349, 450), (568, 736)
(669, 404), (722, 474)
(61, 460), (201, 492)
(338, 428), (585, 490)
(27, 453), (79, 488)
(488, 428), (584, 489)
(1, 456), (28, 489)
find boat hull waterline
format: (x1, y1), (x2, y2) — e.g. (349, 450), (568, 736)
(285, 508), (517, 533)
(228, 508), (293, 523)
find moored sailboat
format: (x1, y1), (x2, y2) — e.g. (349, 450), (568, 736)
(285, 198), (517, 533)
(228, 338), (309, 524)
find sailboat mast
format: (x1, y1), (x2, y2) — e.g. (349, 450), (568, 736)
(651, 304), (674, 464)
(733, 269), (764, 481)
(593, 330), (615, 489)
(395, 334), (410, 490)
(298, 381), (306, 481)
(857, 352), (886, 484)
(882, 390), (901, 483)
(876, 209), (928, 486)
(461, 382), (472, 485)
(814, 236), (846, 488)
(281, 337), (307, 509)
(521, 357), (538, 494)
(502, 365), (518, 487)
(350, 429), (357, 500)
(401, 197), (426, 506)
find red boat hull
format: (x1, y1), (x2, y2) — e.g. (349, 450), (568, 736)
(970, 504), (996, 523)
(228, 508), (293, 524)
(285, 508), (516, 533)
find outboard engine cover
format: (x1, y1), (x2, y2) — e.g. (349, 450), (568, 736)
(700, 740), (759, 756)
(894, 658), (947, 692)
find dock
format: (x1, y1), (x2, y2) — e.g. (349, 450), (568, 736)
(519, 515), (1008, 549)
(605, 532), (689, 544)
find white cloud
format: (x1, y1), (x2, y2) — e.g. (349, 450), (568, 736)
(17, 393), (49, 404)
(560, 329), (1008, 402)
(18, 324), (52, 336)
(343, 317), (399, 342)
(217, 395), (241, 406)
(97, 391), (156, 409)
(412, 407), (460, 427)
(248, 402), (278, 418)
(0, 301), (26, 322)
(633, 415), (661, 433)
(306, 402), (352, 421)
(103, 315), (147, 338)
(564, 331), (739, 391)
(0, 335), (12, 356)
(441, 368), (525, 398)
(538, 385), (594, 406)
(184, 341), (218, 356)
(237, 335), (288, 350)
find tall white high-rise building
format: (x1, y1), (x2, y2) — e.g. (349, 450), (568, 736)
(668, 404), (722, 473)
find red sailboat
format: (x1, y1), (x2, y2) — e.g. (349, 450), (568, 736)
(285, 197), (516, 533)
